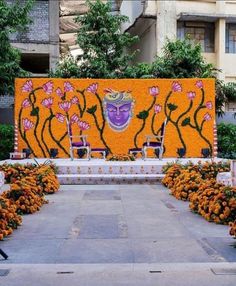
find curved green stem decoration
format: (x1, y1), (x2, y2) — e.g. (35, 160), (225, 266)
(164, 91), (187, 150)
(59, 131), (68, 143)
(134, 119), (146, 148)
(28, 87), (46, 157)
(192, 89), (212, 154)
(168, 110), (186, 150)
(147, 96), (156, 112)
(86, 92), (111, 153)
(92, 113), (111, 153)
(134, 96), (157, 148)
(41, 117), (50, 156)
(18, 108), (37, 157)
(48, 109), (70, 157)
(34, 108), (46, 157)
(23, 130), (36, 157)
(151, 113), (156, 135)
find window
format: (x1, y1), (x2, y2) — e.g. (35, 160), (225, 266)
(226, 24), (236, 53)
(177, 21), (215, 53)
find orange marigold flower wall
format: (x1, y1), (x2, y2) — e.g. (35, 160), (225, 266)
(15, 78), (215, 158)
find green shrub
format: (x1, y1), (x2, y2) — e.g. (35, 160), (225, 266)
(0, 124), (14, 160)
(217, 123), (236, 159)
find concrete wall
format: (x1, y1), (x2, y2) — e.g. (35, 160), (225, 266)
(0, 109), (14, 125)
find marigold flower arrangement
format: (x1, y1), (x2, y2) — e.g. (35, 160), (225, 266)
(2, 178), (46, 215)
(229, 220), (236, 238)
(0, 197), (22, 240)
(36, 165), (60, 194)
(0, 163), (60, 240)
(170, 168), (203, 201)
(106, 154), (135, 161)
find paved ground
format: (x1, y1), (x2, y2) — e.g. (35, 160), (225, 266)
(0, 184), (236, 285)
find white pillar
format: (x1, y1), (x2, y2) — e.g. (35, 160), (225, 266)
(156, 0), (177, 55)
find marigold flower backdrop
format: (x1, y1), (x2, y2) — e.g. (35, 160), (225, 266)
(15, 78), (215, 158)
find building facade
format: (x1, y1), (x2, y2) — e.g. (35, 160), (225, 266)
(120, 1), (236, 81)
(0, 0), (60, 122)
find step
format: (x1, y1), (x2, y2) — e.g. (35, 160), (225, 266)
(58, 174), (165, 185)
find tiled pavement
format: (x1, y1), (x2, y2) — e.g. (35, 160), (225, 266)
(0, 184), (235, 285)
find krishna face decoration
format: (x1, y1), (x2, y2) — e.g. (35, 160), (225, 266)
(103, 88), (135, 132)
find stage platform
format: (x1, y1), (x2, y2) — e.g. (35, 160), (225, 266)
(0, 158), (225, 185)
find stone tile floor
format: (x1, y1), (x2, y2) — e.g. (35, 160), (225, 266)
(0, 184), (235, 285)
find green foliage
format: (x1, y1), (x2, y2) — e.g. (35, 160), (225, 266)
(49, 55), (79, 78)
(0, 0), (33, 94)
(217, 123), (236, 159)
(182, 117), (190, 126)
(152, 38), (216, 79)
(87, 105), (97, 114)
(137, 110), (149, 120)
(74, 0), (138, 78)
(0, 124), (14, 160)
(167, 103), (178, 111)
(222, 82), (236, 102)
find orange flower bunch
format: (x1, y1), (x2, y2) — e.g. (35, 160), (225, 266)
(36, 166), (60, 194)
(190, 184), (236, 224)
(170, 168), (203, 201)
(0, 197), (22, 240)
(229, 220), (236, 238)
(162, 164), (183, 188)
(197, 161), (230, 180)
(0, 163), (36, 183)
(3, 179), (46, 215)
(106, 154), (135, 161)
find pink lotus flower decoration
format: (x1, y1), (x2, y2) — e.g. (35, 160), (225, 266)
(59, 101), (71, 112)
(22, 98), (31, 108)
(187, 91), (196, 100)
(154, 104), (162, 114)
(22, 118), (34, 131)
(22, 80), (33, 92)
(55, 113), (65, 123)
(149, 86), (159, 97)
(70, 113), (79, 124)
(56, 87), (64, 98)
(64, 81), (74, 92)
(196, 80), (203, 89)
(42, 97), (53, 109)
(172, 81), (182, 92)
(71, 96), (79, 104)
(87, 83), (98, 94)
(78, 120), (90, 130)
(42, 81), (53, 95)
(203, 113), (212, 121)
(206, 101), (213, 110)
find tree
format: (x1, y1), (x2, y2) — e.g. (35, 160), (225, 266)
(151, 38), (226, 116)
(0, 0), (34, 94)
(52, 0), (138, 79)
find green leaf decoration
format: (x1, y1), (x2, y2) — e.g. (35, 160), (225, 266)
(137, 110), (149, 119)
(30, 107), (39, 116)
(167, 103), (178, 111)
(182, 117), (190, 126)
(87, 105), (97, 114)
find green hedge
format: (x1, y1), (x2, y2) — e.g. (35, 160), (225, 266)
(217, 122), (236, 159)
(0, 124), (14, 160)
